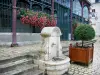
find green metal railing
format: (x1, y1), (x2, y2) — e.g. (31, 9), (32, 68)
(43, 0), (51, 4)
(0, 0), (12, 32)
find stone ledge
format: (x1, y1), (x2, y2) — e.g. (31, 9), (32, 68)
(0, 44), (41, 61)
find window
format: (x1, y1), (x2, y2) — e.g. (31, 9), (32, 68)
(95, 0), (100, 2)
(91, 9), (95, 17)
(61, 0), (66, 3)
(92, 9), (95, 12)
(0, 0), (12, 28)
(92, 13), (95, 17)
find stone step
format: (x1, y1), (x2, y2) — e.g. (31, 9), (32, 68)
(1, 64), (38, 75)
(62, 46), (69, 49)
(19, 68), (43, 75)
(62, 46), (69, 48)
(0, 55), (26, 65)
(63, 52), (69, 56)
(62, 47), (69, 52)
(0, 58), (33, 70)
(62, 49), (69, 53)
(62, 50), (69, 54)
(0, 59), (33, 73)
(0, 55), (34, 73)
(62, 46), (69, 56)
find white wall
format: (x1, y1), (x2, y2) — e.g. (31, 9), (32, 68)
(90, 3), (100, 36)
(88, 0), (95, 3)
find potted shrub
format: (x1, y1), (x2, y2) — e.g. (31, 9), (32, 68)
(69, 24), (95, 65)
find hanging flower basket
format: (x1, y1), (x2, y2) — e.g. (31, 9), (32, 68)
(19, 9), (56, 30)
(29, 15), (38, 26)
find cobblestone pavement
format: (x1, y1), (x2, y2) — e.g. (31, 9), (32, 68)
(67, 37), (100, 75)
(0, 37), (100, 75)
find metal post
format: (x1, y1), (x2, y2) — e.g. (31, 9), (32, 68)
(82, 1), (84, 23)
(88, 6), (90, 23)
(41, 0), (44, 12)
(70, 0), (73, 40)
(11, 0), (18, 47)
(51, 0), (54, 17)
(30, 1), (32, 10)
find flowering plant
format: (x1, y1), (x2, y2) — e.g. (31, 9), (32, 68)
(19, 9), (56, 30)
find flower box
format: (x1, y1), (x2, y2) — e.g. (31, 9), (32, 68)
(69, 45), (94, 65)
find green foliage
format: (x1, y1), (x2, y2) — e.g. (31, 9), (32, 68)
(18, 9), (52, 19)
(72, 19), (78, 26)
(74, 24), (95, 41)
(19, 9), (28, 17)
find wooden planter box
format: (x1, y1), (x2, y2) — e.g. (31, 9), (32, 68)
(69, 46), (94, 64)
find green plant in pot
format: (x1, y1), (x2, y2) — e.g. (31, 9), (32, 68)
(74, 24), (95, 47)
(69, 24), (95, 64)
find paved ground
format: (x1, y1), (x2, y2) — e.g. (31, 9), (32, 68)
(0, 37), (100, 75)
(68, 37), (100, 75)
(0, 43), (41, 60)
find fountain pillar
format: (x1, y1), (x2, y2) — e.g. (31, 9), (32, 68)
(39, 27), (70, 75)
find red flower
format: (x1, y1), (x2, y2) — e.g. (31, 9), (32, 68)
(37, 17), (47, 29)
(20, 10), (57, 30)
(30, 15), (38, 26)
(50, 19), (57, 26)
(20, 16), (30, 24)
(46, 19), (51, 26)
(46, 18), (57, 27)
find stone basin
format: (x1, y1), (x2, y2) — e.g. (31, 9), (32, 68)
(52, 57), (64, 61)
(39, 57), (70, 75)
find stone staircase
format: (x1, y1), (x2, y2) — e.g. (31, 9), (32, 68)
(0, 55), (43, 75)
(61, 41), (71, 57)
(62, 46), (69, 56)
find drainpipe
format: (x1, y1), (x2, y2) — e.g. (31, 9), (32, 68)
(88, 6), (90, 24)
(11, 0), (18, 47)
(70, 0), (73, 40)
(51, 0), (54, 18)
(82, 1), (84, 23)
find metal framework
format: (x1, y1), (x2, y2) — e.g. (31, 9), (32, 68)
(0, 0), (12, 32)
(0, 0), (90, 41)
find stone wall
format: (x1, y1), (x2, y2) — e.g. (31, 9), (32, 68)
(0, 33), (41, 46)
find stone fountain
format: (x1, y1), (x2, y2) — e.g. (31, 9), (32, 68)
(39, 27), (70, 75)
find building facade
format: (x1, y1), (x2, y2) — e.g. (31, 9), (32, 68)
(0, 0), (91, 45)
(89, 0), (100, 36)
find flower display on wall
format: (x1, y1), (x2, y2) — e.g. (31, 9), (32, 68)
(19, 9), (56, 30)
